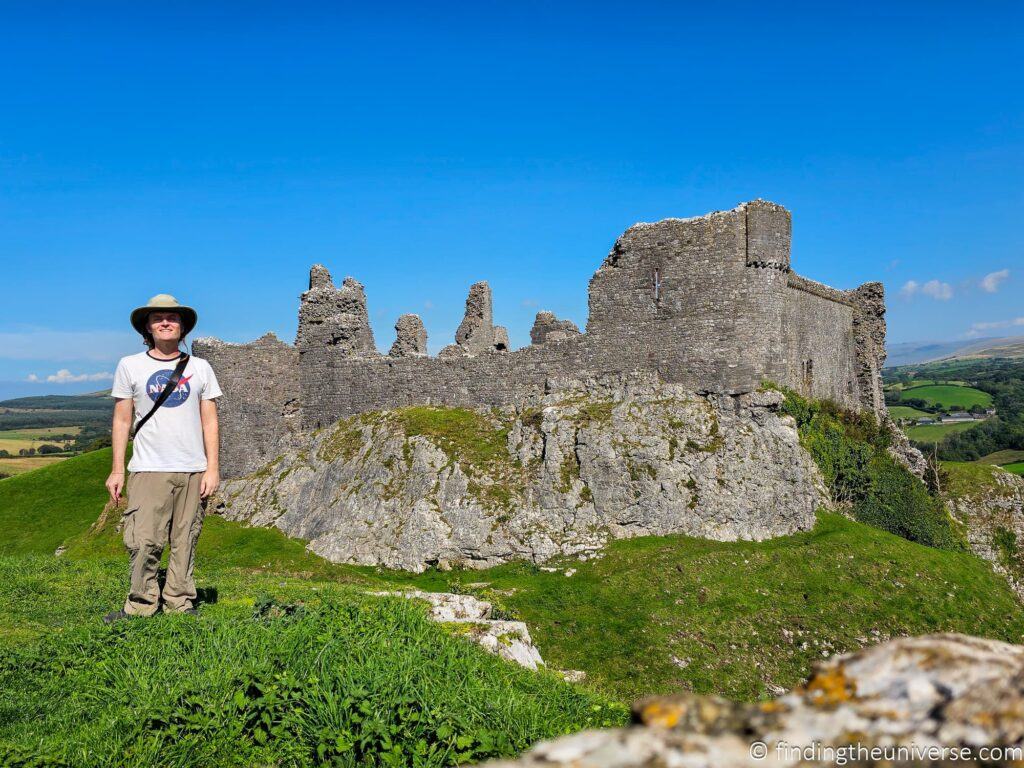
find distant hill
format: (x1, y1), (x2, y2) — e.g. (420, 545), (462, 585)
(886, 335), (1024, 368)
(0, 391), (113, 431)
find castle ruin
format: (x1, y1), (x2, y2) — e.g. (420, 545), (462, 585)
(196, 200), (887, 478)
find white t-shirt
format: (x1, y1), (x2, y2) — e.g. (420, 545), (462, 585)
(111, 351), (223, 472)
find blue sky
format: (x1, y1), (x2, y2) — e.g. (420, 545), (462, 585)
(2, 2), (1022, 400)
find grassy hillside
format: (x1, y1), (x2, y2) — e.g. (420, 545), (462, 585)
(887, 405), (932, 420)
(4, 450), (1023, 709)
(900, 384), (992, 410)
(905, 420), (984, 444)
(0, 448), (115, 555)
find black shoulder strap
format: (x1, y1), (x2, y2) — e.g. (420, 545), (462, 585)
(132, 354), (190, 438)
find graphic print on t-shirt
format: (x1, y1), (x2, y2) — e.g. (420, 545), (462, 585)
(146, 369), (192, 408)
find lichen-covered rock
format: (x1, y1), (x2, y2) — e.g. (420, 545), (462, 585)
(216, 373), (825, 572)
(389, 313), (428, 357)
(481, 634), (1024, 767)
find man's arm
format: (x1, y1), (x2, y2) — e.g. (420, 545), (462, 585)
(200, 399), (220, 498)
(105, 398), (133, 503)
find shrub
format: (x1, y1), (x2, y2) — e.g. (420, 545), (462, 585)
(778, 387), (965, 551)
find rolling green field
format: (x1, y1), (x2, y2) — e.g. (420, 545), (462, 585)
(900, 384), (992, 409)
(978, 450), (1024, 466)
(905, 420), (983, 444)
(1004, 462), (1024, 475)
(887, 405), (932, 420)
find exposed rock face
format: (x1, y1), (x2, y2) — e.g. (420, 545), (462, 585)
(481, 634), (1024, 767)
(455, 281), (495, 354)
(389, 314), (428, 358)
(374, 590), (544, 669)
(295, 266), (376, 357)
(216, 374), (824, 572)
(886, 415), (928, 478)
(530, 311), (581, 345)
(945, 467), (1024, 601)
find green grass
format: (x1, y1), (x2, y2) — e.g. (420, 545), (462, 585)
(1003, 462), (1024, 475)
(900, 384), (993, 409)
(0, 448), (115, 555)
(886, 405), (932, 420)
(905, 420), (984, 444)
(977, 449), (1024, 466)
(395, 513), (1024, 701)
(3, 444), (1024, 764)
(0, 557), (622, 767)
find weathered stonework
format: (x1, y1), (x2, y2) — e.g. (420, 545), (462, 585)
(455, 281), (496, 354)
(388, 314), (427, 358)
(530, 311), (581, 345)
(195, 200), (889, 478)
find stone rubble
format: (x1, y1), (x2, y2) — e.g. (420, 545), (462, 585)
(373, 590), (545, 670)
(481, 634), (1024, 767)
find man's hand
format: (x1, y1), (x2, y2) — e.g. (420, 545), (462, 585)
(106, 471), (125, 504)
(200, 469), (221, 499)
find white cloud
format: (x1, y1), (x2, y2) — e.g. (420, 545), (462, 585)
(980, 269), (1010, 293)
(423, 300), (434, 310)
(520, 298), (539, 308)
(900, 280), (919, 298)
(26, 369), (114, 384)
(964, 316), (1024, 338)
(920, 280), (953, 300)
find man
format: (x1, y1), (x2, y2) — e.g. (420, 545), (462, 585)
(103, 294), (222, 623)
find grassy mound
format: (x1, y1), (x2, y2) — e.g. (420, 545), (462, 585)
(0, 448), (115, 555)
(0, 557), (622, 767)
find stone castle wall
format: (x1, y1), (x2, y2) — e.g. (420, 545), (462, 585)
(195, 200), (886, 477)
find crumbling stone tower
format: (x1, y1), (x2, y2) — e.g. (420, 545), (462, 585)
(196, 200), (887, 477)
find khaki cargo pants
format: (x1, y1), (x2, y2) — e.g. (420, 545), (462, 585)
(121, 471), (205, 616)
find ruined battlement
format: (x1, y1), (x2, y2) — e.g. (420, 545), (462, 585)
(196, 200), (886, 477)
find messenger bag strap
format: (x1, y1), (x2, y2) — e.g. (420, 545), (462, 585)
(131, 354), (190, 438)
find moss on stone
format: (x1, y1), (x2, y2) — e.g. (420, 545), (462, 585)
(317, 419), (365, 464)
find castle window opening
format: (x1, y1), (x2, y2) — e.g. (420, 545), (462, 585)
(653, 268), (662, 303)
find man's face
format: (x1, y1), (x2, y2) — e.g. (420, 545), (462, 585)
(148, 311), (182, 343)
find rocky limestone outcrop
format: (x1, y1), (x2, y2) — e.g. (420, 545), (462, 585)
(481, 633), (1024, 767)
(945, 466), (1024, 601)
(216, 374), (825, 572)
(885, 415), (929, 478)
(389, 313), (428, 357)
(374, 590), (544, 669)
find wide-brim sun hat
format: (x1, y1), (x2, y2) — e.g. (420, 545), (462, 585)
(130, 294), (198, 337)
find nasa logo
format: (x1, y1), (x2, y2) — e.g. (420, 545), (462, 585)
(145, 369), (192, 408)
